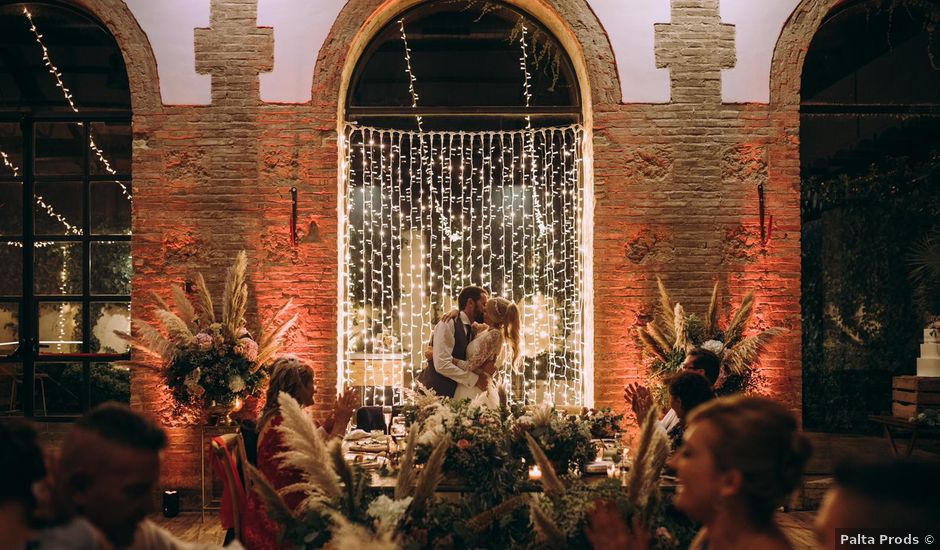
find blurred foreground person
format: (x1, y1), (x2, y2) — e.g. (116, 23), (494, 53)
(56, 402), (239, 549)
(815, 459), (940, 550)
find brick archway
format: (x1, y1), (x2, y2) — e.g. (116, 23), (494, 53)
(766, 0), (875, 423)
(312, 0), (621, 117)
(67, 0), (163, 114)
(317, 0), (616, 404)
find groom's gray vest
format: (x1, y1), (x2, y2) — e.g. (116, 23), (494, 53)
(417, 319), (470, 398)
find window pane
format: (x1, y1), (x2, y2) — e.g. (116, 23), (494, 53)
(36, 362), (82, 415)
(91, 363), (130, 406)
(0, 122), (23, 172)
(0, 181), (22, 235)
(34, 122), (84, 176)
(90, 302), (130, 353)
(1, 363), (23, 414)
(34, 181), (83, 235)
(90, 242), (131, 295)
(0, 243), (22, 296)
(38, 302), (82, 354)
(34, 243), (82, 295)
(89, 123), (131, 176)
(91, 181), (131, 235)
(0, 303), (18, 356)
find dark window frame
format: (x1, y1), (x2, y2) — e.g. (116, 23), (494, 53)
(0, 112), (131, 421)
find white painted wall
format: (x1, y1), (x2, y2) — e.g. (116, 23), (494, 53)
(257, 0), (346, 103)
(720, 0), (802, 103)
(120, 0), (805, 106)
(123, 0), (211, 105)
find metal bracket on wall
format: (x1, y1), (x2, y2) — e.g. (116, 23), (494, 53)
(290, 186), (298, 246)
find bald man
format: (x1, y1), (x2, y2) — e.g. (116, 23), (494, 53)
(55, 402), (238, 549)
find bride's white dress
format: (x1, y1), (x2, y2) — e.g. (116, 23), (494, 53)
(452, 328), (504, 403)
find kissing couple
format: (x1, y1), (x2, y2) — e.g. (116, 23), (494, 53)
(418, 286), (521, 401)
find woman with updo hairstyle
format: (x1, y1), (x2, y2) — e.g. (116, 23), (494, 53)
(669, 395), (812, 550)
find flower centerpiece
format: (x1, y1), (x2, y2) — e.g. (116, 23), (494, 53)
(117, 251), (296, 415)
(510, 403), (597, 475)
(637, 278), (785, 403)
(583, 407), (625, 439)
(405, 391), (527, 508)
(526, 409), (697, 550)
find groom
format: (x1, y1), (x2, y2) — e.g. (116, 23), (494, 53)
(418, 285), (495, 397)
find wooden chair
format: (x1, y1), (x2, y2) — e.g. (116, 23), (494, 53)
(210, 433), (248, 541)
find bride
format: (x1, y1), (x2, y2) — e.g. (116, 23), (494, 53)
(452, 297), (521, 402)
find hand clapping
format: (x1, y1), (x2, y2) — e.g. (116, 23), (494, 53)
(624, 383), (653, 424)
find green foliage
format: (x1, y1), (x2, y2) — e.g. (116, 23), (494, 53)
(510, 413), (597, 476)
(583, 407), (625, 439)
(802, 142), (940, 432)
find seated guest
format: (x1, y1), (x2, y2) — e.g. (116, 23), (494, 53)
(256, 356), (358, 511)
(815, 459), (940, 550)
(664, 371), (715, 451)
(586, 395), (810, 550)
(54, 402), (236, 549)
(625, 348), (721, 432)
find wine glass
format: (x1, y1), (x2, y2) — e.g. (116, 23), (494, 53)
(382, 405), (393, 435)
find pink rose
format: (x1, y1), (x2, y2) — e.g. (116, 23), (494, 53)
(234, 338), (259, 362)
(194, 333), (213, 351)
(457, 438), (470, 450)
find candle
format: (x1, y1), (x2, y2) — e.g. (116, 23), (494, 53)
(606, 464), (618, 478)
(528, 465), (542, 481)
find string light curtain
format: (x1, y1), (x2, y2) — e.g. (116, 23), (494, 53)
(340, 124), (585, 406)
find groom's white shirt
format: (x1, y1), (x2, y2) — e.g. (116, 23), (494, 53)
(431, 311), (480, 389)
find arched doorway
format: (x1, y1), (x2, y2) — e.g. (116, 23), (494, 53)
(801, 0), (940, 431)
(339, 1), (589, 406)
(0, 2), (132, 418)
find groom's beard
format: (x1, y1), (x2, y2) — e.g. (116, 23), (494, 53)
(475, 310), (485, 323)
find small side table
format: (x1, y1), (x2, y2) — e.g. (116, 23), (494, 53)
(200, 424), (238, 520)
(868, 415), (940, 457)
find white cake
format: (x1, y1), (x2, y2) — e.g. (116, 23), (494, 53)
(916, 328), (940, 377)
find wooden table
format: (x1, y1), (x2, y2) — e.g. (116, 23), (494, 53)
(869, 415), (940, 457)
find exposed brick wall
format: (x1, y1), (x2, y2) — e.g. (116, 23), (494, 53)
(31, 0), (839, 507)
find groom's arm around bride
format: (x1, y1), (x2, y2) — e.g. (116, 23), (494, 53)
(430, 315), (489, 392)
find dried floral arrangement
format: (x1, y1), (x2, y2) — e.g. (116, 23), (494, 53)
(117, 251), (296, 410)
(638, 278), (785, 401)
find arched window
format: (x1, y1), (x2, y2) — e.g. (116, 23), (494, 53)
(341, 1), (586, 405)
(801, 0), (940, 431)
(0, 3), (132, 417)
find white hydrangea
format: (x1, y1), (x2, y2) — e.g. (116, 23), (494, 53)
(228, 375), (246, 393)
(366, 495), (413, 532)
(416, 406), (455, 446)
(701, 340), (725, 355)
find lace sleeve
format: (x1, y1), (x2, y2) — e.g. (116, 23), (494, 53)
(453, 330), (503, 371)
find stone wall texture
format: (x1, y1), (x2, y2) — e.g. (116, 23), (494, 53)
(41, 0), (836, 507)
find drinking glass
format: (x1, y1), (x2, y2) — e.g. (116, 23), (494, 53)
(382, 405), (393, 435)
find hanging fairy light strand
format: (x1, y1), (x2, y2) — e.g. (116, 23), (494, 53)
(342, 124), (585, 406)
(23, 6), (132, 200)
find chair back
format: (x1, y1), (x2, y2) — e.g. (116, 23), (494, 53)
(210, 433), (248, 539)
(356, 406), (387, 432)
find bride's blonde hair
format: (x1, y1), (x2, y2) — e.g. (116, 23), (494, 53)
(487, 297), (521, 368)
